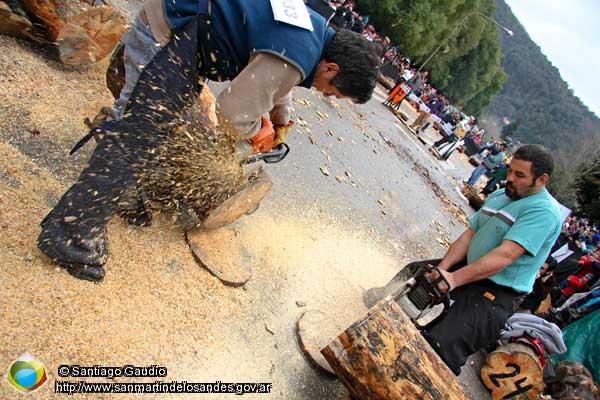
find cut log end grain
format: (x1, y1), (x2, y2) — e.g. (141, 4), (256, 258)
(481, 343), (544, 400)
(57, 6), (125, 67)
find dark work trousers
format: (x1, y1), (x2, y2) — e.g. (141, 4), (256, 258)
(406, 259), (522, 375)
(433, 133), (457, 149)
(39, 18), (204, 266)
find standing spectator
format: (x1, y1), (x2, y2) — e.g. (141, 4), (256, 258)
(350, 14), (365, 33)
(410, 94), (443, 134)
(407, 70), (428, 92)
(305, 0), (335, 20)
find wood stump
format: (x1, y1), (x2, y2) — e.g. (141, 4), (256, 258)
(321, 298), (468, 400)
(57, 6), (125, 67)
(480, 343), (544, 400)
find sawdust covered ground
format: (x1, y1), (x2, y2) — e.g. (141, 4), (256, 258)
(0, 144), (399, 399)
(0, 32), (404, 399)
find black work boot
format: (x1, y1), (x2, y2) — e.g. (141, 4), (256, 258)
(38, 210), (108, 282)
(37, 129), (132, 282)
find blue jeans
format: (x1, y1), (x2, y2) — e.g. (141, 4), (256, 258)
(467, 163), (488, 186)
(114, 12), (165, 118)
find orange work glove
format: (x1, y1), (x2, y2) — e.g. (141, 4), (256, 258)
(252, 116), (276, 154)
(273, 120), (294, 146)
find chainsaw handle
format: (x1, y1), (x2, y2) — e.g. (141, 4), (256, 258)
(424, 265), (453, 299)
(243, 143), (290, 164)
(411, 265), (452, 330)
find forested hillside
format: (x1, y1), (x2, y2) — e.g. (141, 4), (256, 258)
(356, 0), (506, 116)
(484, 0), (600, 154)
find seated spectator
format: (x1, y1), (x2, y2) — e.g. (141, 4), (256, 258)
(481, 157), (510, 196)
(465, 141), (507, 187)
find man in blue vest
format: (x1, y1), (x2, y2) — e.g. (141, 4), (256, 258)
(37, 0), (382, 282)
(365, 144), (562, 375)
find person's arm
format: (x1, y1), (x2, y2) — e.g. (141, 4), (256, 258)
(216, 52), (302, 139)
(442, 240), (526, 290)
(437, 228), (476, 271)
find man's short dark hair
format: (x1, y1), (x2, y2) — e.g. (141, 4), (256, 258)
(513, 144), (554, 178)
(323, 29), (382, 104)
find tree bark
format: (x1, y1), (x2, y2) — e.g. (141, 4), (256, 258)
(321, 299), (468, 400)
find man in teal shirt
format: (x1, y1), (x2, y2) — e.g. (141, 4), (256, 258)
(366, 144), (562, 374)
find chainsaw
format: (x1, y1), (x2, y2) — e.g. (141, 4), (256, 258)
(244, 117), (293, 164)
(392, 264), (452, 329)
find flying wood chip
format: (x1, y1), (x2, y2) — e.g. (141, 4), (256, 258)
(294, 98), (311, 107)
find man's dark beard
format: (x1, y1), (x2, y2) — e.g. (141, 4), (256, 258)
(505, 182), (521, 200)
(506, 179), (537, 200)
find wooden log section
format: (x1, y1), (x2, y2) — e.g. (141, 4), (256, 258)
(1, 1), (125, 67)
(321, 298), (468, 400)
(57, 6), (125, 67)
(461, 183), (484, 211)
(481, 343), (544, 400)
(19, 0), (63, 40)
(0, 1), (48, 43)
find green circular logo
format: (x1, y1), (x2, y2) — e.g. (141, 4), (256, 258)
(6, 353), (48, 393)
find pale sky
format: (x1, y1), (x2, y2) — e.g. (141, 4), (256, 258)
(505, 0), (600, 118)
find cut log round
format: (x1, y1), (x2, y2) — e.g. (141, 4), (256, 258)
(297, 310), (346, 375)
(202, 168), (272, 231)
(57, 6), (125, 67)
(461, 183), (484, 210)
(481, 343), (544, 400)
(321, 298), (468, 400)
(186, 226), (252, 287)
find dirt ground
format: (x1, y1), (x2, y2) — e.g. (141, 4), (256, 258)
(0, 3), (491, 399)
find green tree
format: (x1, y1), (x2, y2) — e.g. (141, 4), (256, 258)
(356, 0), (505, 115)
(574, 155), (600, 221)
